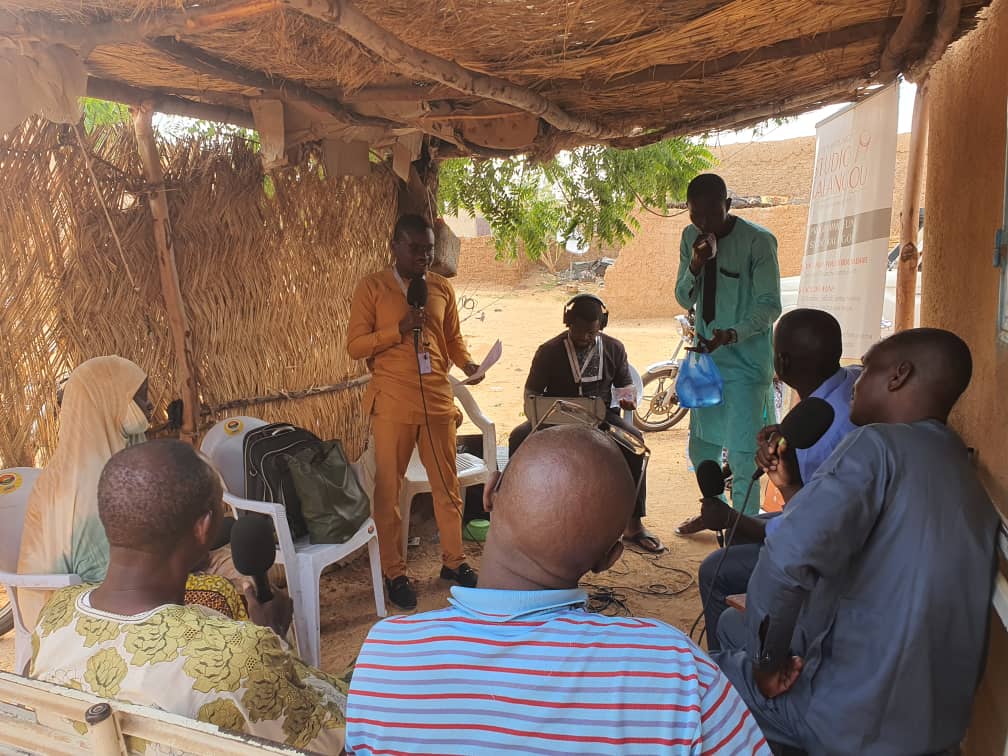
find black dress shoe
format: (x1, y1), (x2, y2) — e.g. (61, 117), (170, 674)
(385, 575), (417, 610)
(440, 562), (478, 588)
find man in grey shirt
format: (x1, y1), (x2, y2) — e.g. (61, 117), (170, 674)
(713, 328), (998, 755)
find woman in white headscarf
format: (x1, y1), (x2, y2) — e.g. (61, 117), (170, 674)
(16, 356), (248, 629)
(18, 356), (150, 628)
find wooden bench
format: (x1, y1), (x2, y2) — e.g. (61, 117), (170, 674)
(0, 672), (316, 756)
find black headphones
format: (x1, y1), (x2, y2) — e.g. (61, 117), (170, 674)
(563, 293), (609, 330)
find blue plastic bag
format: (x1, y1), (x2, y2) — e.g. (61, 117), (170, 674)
(676, 349), (724, 408)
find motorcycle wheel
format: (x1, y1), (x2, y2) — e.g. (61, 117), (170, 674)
(633, 368), (689, 432)
(0, 598), (12, 637)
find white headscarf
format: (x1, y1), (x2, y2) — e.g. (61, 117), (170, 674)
(17, 356), (147, 628)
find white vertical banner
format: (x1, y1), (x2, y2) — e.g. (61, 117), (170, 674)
(798, 84), (899, 358)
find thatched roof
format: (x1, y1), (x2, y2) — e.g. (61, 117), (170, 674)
(0, 0), (992, 160)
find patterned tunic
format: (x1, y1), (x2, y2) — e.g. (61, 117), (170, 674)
(30, 584), (347, 754)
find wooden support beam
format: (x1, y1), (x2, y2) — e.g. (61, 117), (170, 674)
(283, 0), (629, 140)
(879, 0), (931, 79)
(576, 18), (902, 88)
(895, 83), (929, 333)
(147, 37), (397, 129)
(343, 84), (458, 103)
(609, 75), (883, 150)
(0, 1), (279, 52)
(907, 0), (964, 82)
(87, 77), (255, 129)
(132, 103), (201, 447)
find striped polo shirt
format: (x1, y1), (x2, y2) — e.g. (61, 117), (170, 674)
(347, 587), (769, 755)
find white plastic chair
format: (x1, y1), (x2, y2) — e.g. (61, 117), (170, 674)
(0, 467), (81, 675)
(200, 417), (386, 668)
(398, 376), (496, 556)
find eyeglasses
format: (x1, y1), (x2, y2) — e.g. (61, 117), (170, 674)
(494, 399), (649, 501)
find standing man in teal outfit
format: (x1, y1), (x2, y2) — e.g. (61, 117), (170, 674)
(675, 174), (781, 519)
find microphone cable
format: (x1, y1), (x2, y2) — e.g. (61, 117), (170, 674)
(413, 327), (466, 522)
(689, 475), (761, 644)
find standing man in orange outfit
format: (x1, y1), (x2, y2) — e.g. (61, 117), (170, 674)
(348, 214), (483, 610)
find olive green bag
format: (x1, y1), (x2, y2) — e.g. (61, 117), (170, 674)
(286, 440), (370, 544)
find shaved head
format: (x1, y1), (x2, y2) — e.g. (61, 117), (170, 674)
(99, 439), (222, 556)
(851, 328), (973, 425)
(486, 425), (636, 587)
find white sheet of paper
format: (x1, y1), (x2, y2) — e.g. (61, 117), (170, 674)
(613, 385), (637, 406)
(461, 339), (502, 384)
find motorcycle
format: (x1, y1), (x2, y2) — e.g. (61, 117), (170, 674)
(633, 309), (695, 432)
(0, 591), (11, 637)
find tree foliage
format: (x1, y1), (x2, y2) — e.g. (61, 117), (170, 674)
(437, 139), (713, 262)
(81, 97), (130, 132)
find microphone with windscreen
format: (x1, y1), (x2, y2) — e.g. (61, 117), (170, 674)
(752, 396), (835, 481)
(210, 515), (235, 551)
(230, 516), (276, 603)
(696, 459), (726, 499)
(406, 276), (428, 350)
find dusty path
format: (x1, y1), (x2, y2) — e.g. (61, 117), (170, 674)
(312, 279), (723, 673)
(0, 280), (726, 675)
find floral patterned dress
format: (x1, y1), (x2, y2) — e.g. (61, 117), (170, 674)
(30, 584), (347, 754)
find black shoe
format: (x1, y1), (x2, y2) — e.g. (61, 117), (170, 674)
(385, 575), (417, 610)
(440, 562), (478, 588)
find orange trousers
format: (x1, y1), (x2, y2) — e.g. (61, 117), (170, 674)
(371, 415), (465, 579)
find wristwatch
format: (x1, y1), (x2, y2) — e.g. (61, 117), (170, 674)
(726, 328), (738, 344)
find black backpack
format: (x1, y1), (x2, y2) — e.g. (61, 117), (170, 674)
(243, 423), (323, 539)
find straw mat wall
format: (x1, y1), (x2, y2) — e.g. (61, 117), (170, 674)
(0, 118), (396, 467)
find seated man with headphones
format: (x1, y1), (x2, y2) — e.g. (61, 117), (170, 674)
(508, 294), (664, 553)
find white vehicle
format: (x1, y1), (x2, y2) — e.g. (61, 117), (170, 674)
(780, 270), (922, 339)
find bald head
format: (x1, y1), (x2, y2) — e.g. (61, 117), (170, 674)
(99, 439), (222, 556)
(774, 309), (843, 390)
(486, 425), (636, 587)
(851, 328), (972, 426)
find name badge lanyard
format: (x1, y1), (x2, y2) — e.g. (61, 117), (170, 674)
(564, 335), (602, 396)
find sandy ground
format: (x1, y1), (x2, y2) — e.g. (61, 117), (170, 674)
(0, 279), (722, 676)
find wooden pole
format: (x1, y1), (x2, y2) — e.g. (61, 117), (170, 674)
(895, 82), (929, 333)
(132, 103), (201, 446)
(283, 0), (628, 139)
(88, 78), (255, 130)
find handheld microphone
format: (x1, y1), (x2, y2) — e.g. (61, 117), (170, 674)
(752, 396), (835, 481)
(230, 516), (276, 603)
(210, 515), (235, 551)
(696, 459), (726, 499)
(406, 276), (428, 350)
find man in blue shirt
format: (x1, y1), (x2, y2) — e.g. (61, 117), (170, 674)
(674, 173), (781, 516)
(694, 309), (859, 649)
(714, 328), (998, 754)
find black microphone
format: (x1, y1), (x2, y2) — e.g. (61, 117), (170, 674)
(696, 459), (726, 499)
(406, 275), (428, 350)
(230, 516), (276, 602)
(210, 515), (235, 551)
(752, 396), (835, 481)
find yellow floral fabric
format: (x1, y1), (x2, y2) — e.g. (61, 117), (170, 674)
(183, 573), (249, 620)
(30, 584), (346, 754)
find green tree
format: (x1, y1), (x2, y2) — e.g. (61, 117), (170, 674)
(437, 139), (713, 264)
(81, 97), (130, 132)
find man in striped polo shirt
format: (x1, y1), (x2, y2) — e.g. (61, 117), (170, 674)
(347, 424), (769, 755)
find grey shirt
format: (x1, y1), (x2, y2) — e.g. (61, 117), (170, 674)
(745, 420), (997, 754)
